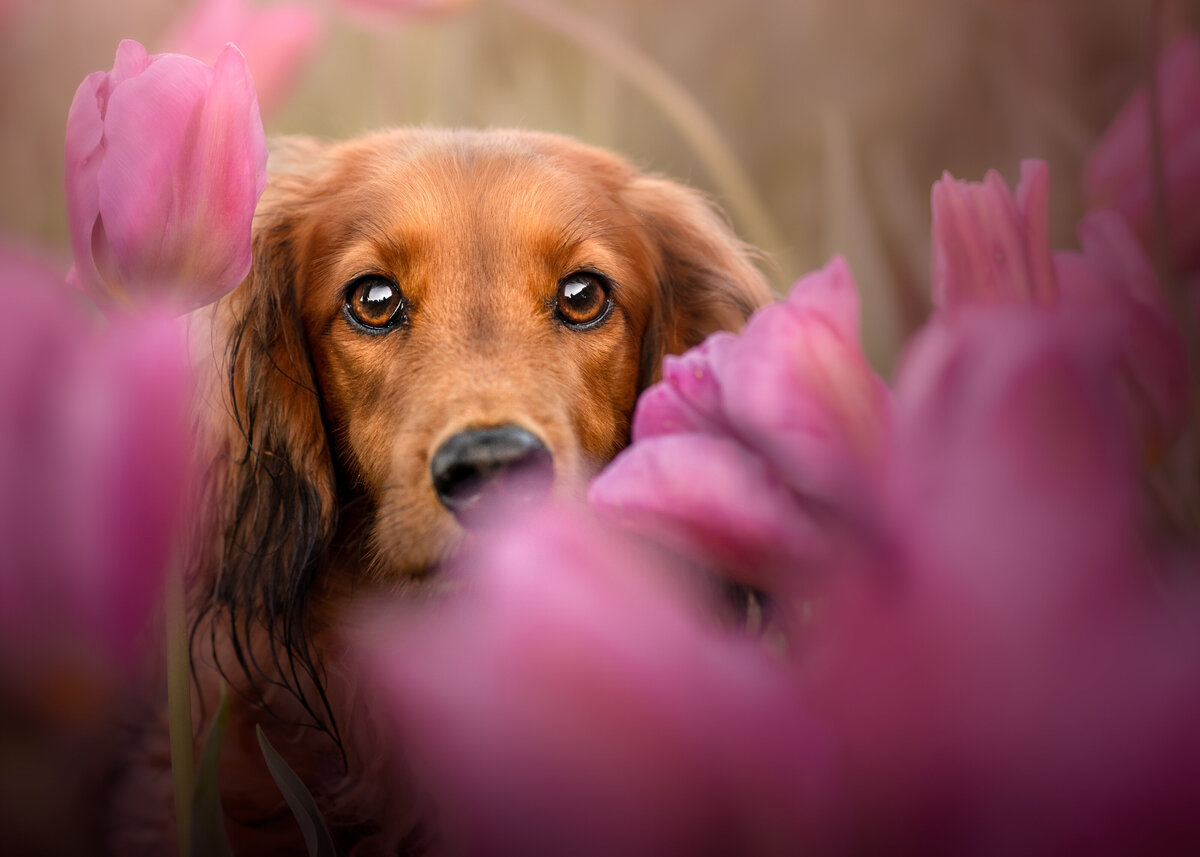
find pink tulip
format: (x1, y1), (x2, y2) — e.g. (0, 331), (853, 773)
(806, 305), (1200, 857)
(592, 256), (888, 598)
(718, 256), (890, 507)
(1085, 34), (1200, 275)
(65, 39), (267, 314)
(931, 159), (1189, 457)
(161, 0), (324, 113)
(359, 503), (834, 857)
(0, 248), (193, 705)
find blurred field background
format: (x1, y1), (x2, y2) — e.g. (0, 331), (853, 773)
(1, 0), (1196, 371)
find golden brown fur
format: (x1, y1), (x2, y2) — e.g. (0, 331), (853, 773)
(109, 127), (770, 855)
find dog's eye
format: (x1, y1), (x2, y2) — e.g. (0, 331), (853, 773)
(555, 272), (612, 328)
(345, 275), (405, 332)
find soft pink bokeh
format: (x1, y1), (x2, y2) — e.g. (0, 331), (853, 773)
(1085, 33), (1200, 276)
(160, 0), (324, 113)
(0, 246), (193, 706)
(361, 504), (837, 857)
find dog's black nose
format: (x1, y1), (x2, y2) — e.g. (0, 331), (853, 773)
(430, 425), (554, 525)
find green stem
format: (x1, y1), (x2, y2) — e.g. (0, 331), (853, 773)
(494, 0), (788, 265)
(166, 554), (194, 857)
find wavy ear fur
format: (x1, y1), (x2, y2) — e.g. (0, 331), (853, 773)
(193, 137), (340, 729)
(624, 175), (774, 387)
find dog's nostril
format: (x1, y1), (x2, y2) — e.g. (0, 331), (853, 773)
(430, 425), (554, 524)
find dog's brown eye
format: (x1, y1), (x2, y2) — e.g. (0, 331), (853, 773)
(556, 272), (612, 328)
(345, 275), (404, 331)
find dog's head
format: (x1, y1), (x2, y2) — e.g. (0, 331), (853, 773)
(210, 128), (769, 593)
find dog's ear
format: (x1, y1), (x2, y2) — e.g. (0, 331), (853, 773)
(624, 175), (774, 387)
(201, 137), (339, 708)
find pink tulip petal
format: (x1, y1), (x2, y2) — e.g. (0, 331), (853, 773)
(590, 434), (826, 589)
(360, 505), (832, 857)
(931, 161), (1057, 309)
(1053, 210), (1189, 456)
(890, 309), (1141, 620)
(632, 331), (736, 440)
(63, 70), (110, 296)
(1085, 34), (1200, 273)
(0, 250), (192, 689)
(720, 257), (889, 507)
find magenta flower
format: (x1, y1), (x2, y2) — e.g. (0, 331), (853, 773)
(161, 0), (324, 113)
(1085, 34), (1200, 275)
(931, 160), (1057, 309)
(359, 503), (834, 857)
(0, 247), (193, 706)
(65, 39), (268, 314)
(931, 159), (1188, 457)
(807, 305), (1200, 857)
(591, 256), (888, 596)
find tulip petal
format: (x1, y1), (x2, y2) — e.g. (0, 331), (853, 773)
(1053, 210), (1189, 456)
(590, 434), (825, 588)
(931, 161), (1057, 309)
(1085, 34), (1200, 271)
(720, 257), (889, 506)
(63, 70), (110, 297)
(890, 309), (1140, 618)
(360, 505), (829, 857)
(632, 331), (736, 440)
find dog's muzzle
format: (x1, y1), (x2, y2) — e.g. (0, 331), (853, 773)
(430, 424), (554, 526)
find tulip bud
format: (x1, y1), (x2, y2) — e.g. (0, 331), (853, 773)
(65, 39), (267, 314)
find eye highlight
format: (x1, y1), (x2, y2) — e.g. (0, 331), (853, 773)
(344, 275), (405, 332)
(555, 271), (612, 329)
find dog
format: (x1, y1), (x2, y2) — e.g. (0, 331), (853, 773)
(108, 127), (771, 855)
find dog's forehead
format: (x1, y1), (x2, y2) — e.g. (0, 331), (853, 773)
(304, 133), (650, 299)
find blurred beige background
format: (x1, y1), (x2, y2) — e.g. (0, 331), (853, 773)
(1, 0), (1195, 370)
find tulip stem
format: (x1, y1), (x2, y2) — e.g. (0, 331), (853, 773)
(166, 554), (195, 857)
(493, 0), (789, 273)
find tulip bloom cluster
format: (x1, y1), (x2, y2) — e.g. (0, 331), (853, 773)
(359, 38), (1200, 857)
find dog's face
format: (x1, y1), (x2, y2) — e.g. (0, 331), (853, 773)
(218, 128), (769, 584)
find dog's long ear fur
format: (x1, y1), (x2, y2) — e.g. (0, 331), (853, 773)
(625, 175), (774, 387)
(194, 138), (340, 729)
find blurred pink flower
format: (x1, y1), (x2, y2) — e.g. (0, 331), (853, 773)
(360, 504), (835, 857)
(160, 0), (324, 113)
(65, 39), (267, 314)
(931, 160), (1057, 309)
(0, 247), (193, 707)
(591, 256), (888, 596)
(808, 305), (1200, 857)
(1085, 34), (1200, 275)
(931, 159), (1188, 457)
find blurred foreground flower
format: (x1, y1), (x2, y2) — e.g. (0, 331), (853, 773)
(65, 39), (267, 314)
(360, 505), (835, 857)
(812, 303), (1200, 856)
(1085, 33), (1200, 276)
(0, 247), (192, 709)
(161, 0), (324, 113)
